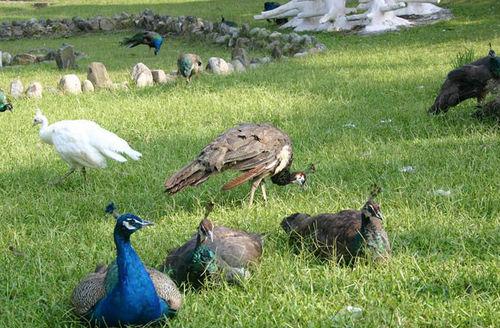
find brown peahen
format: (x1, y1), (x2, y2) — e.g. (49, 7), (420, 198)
(160, 203), (263, 288)
(164, 123), (313, 206)
(281, 187), (391, 264)
(177, 53), (203, 82)
(428, 46), (500, 114)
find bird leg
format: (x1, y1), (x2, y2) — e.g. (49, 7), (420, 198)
(249, 177), (264, 206)
(81, 167), (87, 182)
(261, 181), (268, 203)
(50, 168), (76, 185)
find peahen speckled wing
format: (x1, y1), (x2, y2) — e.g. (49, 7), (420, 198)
(165, 123), (293, 193)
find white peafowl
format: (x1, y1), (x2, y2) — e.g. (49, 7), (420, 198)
(32, 109), (142, 184)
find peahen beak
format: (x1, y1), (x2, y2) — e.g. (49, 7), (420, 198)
(208, 230), (214, 242)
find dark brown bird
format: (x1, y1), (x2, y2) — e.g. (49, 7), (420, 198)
(164, 123), (313, 206)
(160, 203), (263, 288)
(473, 95), (500, 120)
(428, 47), (500, 114)
(281, 187), (391, 264)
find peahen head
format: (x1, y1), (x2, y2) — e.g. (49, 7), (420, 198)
(361, 185), (383, 220)
(106, 202), (153, 238)
(487, 44), (500, 77)
(361, 200), (383, 221)
(32, 109), (47, 126)
(196, 203), (215, 245)
(291, 163), (316, 187)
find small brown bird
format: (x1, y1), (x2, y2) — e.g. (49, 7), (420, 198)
(164, 123), (313, 206)
(281, 186), (391, 264)
(429, 46), (500, 114)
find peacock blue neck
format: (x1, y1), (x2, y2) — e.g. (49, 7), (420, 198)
(89, 229), (168, 327)
(152, 37), (163, 54)
(360, 215), (388, 259)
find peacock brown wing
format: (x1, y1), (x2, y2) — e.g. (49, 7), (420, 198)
(71, 267), (107, 316)
(160, 237), (197, 284)
(146, 268), (182, 311)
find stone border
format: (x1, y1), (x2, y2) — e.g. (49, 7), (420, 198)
(0, 10), (326, 60)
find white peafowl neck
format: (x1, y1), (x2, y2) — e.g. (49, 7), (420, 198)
(37, 114), (52, 145)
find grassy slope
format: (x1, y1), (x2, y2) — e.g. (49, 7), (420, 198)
(1, 0), (499, 327)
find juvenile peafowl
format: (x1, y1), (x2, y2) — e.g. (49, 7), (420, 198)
(164, 123), (314, 206)
(32, 109), (142, 184)
(429, 46), (500, 114)
(281, 187), (391, 264)
(71, 203), (182, 327)
(264, 2), (289, 25)
(120, 31), (164, 55)
(160, 203), (263, 288)
(177, 53), (203, 82)
(0, 90), (13, 112)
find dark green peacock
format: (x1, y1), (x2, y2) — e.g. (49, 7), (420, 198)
(0, 90), (13, 112)
(177, 53), (203, 82)
(429, 46), (500, 114)
(160, 203), (263, 288)
(281, 187), (391, 264)
(120, 31), (164, 55)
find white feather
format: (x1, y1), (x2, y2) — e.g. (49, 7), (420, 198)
(34, 110), (142, 170)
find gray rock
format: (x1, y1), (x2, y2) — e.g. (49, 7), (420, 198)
(269, 31), (282, 40)
(25, 82), (43, 98)
(314, 43), (327, 52)
(99, 17), (115, 31)
(151, 69), (172, 84)
(248, 63), (260, 69)
(10, 79), (24, 99)
(240, 23), (250, 36)
(215, 34), (230, 45)
(82, 79), (94, 93)
(231, 47), (249, 67)
(293, 52), (308, 58)
(271, 45), (283, 60)
(12, 53), (38, 65)
(88, 17), (100, 31)
(206, 57), (232, 75)
(0, 51), (2, 68)
(111, 82), (129, 91)
(54, 44), (76, 69)
(58, 74), (82, 94)
(87, 62), (112, 89)
(230, 59), (245, 73)
(249, 27), (261, 36)
(131, 63), (153, 87)
(259, 56), (271, 64)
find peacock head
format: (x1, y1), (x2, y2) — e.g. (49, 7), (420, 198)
(291, 164), (316, 187)
(32, 109), (46, 126)
(361, 185), (383, 220)
(105, 202), (153, 237)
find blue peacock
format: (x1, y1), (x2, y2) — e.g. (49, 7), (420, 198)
(71, 203), (182, 327)
(120, 31), (164, 55)
(0, 90), (13, 112)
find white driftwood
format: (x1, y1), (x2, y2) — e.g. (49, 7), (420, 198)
(395, 1), (443, 16)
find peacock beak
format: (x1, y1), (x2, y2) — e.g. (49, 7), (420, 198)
(141, 220), (154, 227)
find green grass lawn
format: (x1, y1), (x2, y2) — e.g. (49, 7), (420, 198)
(1, 0), (499, 327)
